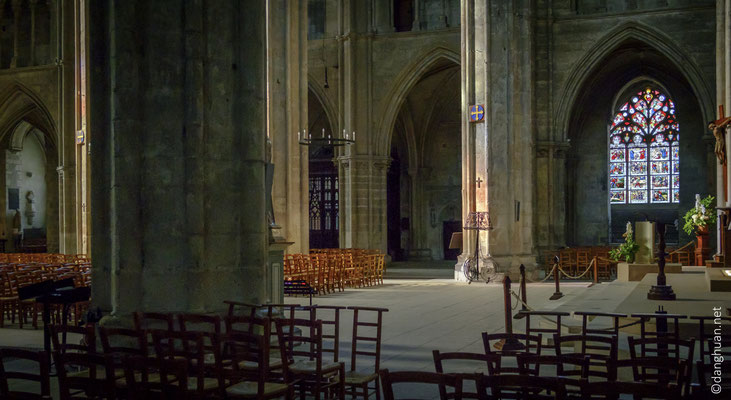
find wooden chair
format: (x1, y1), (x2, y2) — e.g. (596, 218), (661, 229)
(579, 380), (682, 400)
(345, 306), (388, 399)
(55, 352), (116, 400)
(99, 326), (149, 389)
(123, 355), (189, 400)
(433, 350), (499, 399)
(0, 272), (18, 328)
(223, 300), (260, 319)
(152, 329), (220, 397)
(573, 311), (626, 337)
(523, 311), (570, 351)
(553, 334), (618, 381)
(615, 357), (687, 399)
(558, 248), (575, 276)
(178, 313), (222, 369)
(225, 315), (288, 378)
(627, 336), (695, 397)
(218, 331), (294, 399)
(482, 332), (542, 369)
(306, 305), (346, 363)
(133, 311), (176, 356)
(0, 348), (51, 400)
(281, 318), (345, 400)
(51, 324), (96, 355)
(690, 316), (731, 397)
(474, 373), (567, 400)
(380, 369), (463, 400)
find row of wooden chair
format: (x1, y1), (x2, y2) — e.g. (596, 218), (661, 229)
(284, 250), (385, 294)
(0, 253), (89, 264)
(0, 264), (91, 328)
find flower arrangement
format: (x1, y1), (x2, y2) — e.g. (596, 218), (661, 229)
(609, 223), (639, 263)
(682, 194), (716, 235)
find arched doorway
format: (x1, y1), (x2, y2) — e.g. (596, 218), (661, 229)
(308, 88), (339, 249)
(387, 58), (462, 261)
(566, 39), (710, 246)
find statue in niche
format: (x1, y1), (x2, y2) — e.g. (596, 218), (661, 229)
(25, 191), (36, 226)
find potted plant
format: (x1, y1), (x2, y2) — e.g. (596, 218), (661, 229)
(683, 194), (716, 265)
(682, 194), (716, 235)
(609, 223), (639, 263)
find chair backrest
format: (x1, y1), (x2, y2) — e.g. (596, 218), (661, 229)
(282, 318), (323, 367)
(305, 305), (346, 362)
(55, 352), (116, 400)
(349, 306), (388, 373)
(579, 380), (682, 400)
(0, 348), (51, 400)
(152, 329), (207, 393)
(516, 353), (589, 381)
(219, 331), (270, 395)
(616, 356), (688, 394)
(380, 369), (463, 400)
(124, 355), (188, 400)
(627, 336), (695, 364)
(433, 351), (499, 399)
(630, 312), (686, 342)
(474, 373), (567, 400)
(553, 334), (618, 380)
(223, 300), (260, 319)
(627, 336), (694, 393)
(178, 313), (221, 355)
(482, 332), (543, 354)
(573, 311), (626, 337)
(50, 324), (96, 355)
(523, 311), (570, 347)
(99, 327), (148, 361)
(133, 311), (176, 332)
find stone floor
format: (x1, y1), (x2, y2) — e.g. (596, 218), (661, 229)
(3, 272), (723, 398)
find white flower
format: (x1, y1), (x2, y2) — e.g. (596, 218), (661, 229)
(692, 215), (698, 222)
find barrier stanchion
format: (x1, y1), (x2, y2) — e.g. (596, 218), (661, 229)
(593, 256), (598, 284)
(550, 256), (563, 300)
(514, 264), (528, 319)
(502, 276), (525, 351)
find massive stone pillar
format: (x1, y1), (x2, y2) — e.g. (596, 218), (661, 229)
(267, 0), (309, 253)
(458, 0), (537, 279)
(57, 0), (77, 253)
(89, 0), (269, 318)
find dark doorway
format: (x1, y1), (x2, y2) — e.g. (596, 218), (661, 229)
(309, 146), (339, 249)
(443, 221), (461, 260)
(394, 0), (414, 32)
(387, 147), (402, 260)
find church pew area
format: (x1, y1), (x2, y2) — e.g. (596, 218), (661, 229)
(284, 249), (386, 296)
(0, 253), (91, 329)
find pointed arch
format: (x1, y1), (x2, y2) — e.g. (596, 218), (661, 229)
(307, 76), (337, 136)
(375, 46), (460, 156)
(554, 22), (713, 141)
(0, 82), (57, 150)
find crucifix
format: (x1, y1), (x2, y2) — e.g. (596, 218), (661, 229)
(709, 105), (731, 166)
(476, 177), (483, 188)
(708, 105), (731, 268)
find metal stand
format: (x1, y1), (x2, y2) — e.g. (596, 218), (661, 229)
(514, 264), (528, 319)
(550, 256), (563, 300)
(502, 276), (525, 351)
(647, 222), (676, 300)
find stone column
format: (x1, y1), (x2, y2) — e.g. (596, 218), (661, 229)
(10, 0), (21, 68)
(58, 0), (77, 253)
(0, 1), (5, 69)
(459, 0), (537, 279)
(89, 0), (270, 318)
(47, 0), (55, 65)
(373, 0), (394, 33)
(268, 0), (309, 254)
(413, 0), (421, 31)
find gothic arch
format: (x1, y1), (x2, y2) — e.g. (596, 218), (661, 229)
(307, 76), (338, 136)
(554, 22), (713, 142)
(0, 82), (57, 148)
(376, 46), (460, 157)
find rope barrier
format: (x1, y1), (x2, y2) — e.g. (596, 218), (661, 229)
(524, 264), (558, 283)
(668, 241), (694, 255)
(509, 289), (642, 332)
(557, 259), (595, 280)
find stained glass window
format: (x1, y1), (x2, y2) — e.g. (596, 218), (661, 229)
(609, 88), (679, 204)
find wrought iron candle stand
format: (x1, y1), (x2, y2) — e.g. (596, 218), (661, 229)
(647, 221), (676, 300)
(463, 211), (494, 283)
